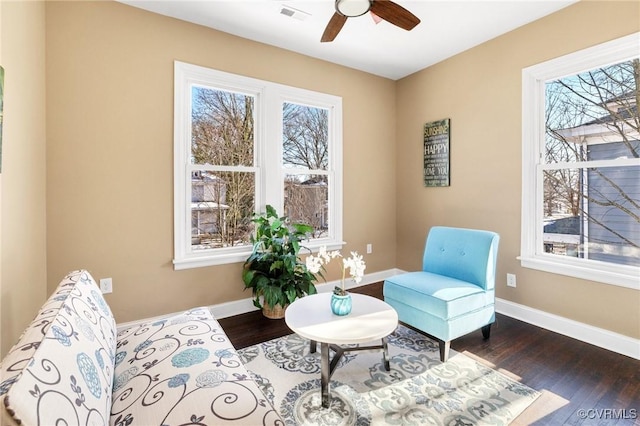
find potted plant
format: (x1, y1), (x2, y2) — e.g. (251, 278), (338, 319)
(306, 247), (366, 316)
(242, 205), (319, 319)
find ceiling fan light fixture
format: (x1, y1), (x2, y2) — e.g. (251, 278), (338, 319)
(335, 0), (372, 17)
(322, 0), (420, 43)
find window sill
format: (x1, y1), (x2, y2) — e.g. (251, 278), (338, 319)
(174, 251), (252, 270)
(173, 240), (346, 270)
(519, 255), (639, 290)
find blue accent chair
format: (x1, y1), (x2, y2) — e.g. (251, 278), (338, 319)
(384, 226), (500, 362)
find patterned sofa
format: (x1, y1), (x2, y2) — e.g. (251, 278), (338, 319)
(0, 270), (282, 425)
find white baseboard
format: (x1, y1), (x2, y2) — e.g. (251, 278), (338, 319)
(496, 297), (640, 360)
(117, 270), (638, 361)
(117, 268), (404, 329)
(210, 268), (404, 319)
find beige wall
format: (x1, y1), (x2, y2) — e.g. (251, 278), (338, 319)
(1, 0), (637, 356)
(396, 0), (640, 339)
(0, 0), (48, 356)
(45, 1), (397, 323)
(0, 0), (3, 358)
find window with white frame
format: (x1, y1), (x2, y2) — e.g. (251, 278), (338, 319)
(521, 33), (640, 289)
(174, 62), (343, 269)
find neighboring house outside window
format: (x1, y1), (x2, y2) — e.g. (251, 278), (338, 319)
(549, 111), (639, 267)
(174, 62), (343, 269)
(191, 171), (229, 244)
(521, 33), (640, 289)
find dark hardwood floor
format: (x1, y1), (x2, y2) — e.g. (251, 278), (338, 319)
(218, 282), (640, 425)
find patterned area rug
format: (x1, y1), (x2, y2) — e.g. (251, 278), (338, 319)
(237, 325), (540, 425)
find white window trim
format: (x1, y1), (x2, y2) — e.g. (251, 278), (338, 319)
(521, 32), (640, 290)
(173, 61), (343, 270)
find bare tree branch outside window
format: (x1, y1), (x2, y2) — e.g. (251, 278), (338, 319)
(190, 87), (256, 249)
(543, 59), (639, 266)
(188, 93), (333, 249)
(282, 103), (330, 238)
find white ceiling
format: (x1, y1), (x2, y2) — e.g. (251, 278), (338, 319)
(118, 0), (577, 80)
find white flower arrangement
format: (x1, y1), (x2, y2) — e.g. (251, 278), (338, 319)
(306, 246), (366, 296)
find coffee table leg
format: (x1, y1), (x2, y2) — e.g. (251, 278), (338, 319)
(321, 342), (330, 408)
(310, 340), (317, 353)
(382, 337), (390, 371)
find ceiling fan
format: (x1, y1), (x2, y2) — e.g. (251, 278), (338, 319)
(321, 0), (421, 43)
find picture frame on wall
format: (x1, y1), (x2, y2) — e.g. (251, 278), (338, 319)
(423, 118), (450, 187)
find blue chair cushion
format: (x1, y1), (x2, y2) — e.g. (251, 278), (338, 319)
(422, 227), (499, 291)
(384, 271), (494, 320)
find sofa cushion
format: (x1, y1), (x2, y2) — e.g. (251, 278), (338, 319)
(111, 307), (282, 425)
(384, 271), (494, 320)
(0, 270), (117, 425)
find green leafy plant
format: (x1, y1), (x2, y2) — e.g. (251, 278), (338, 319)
(242, 205), (319, 312)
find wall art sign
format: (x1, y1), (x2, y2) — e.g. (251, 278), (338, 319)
(423, 118), (450, 187)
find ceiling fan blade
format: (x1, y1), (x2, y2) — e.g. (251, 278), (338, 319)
(370, 0), (420, 31)
(321, 12), (348, 42)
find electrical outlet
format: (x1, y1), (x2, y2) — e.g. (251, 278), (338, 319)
(506, 273), (516, 288)
(366, 243), (372, 254)
(100, 278), (113, 294)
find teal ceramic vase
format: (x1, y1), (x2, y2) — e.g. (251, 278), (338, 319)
(331, 292), (352, 316)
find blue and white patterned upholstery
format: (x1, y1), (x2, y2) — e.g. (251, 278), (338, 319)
(111, 308), (282, 425)
(0, 270), (116, 425)
(0, 270), (283, 425)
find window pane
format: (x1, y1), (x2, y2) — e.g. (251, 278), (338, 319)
(284, 174), (328, 238)
(191, 86), (254, 166)
(545, 59), (639, 164)
(282, 103), (328, 170)
(543, 165), (640, 266)
(191, 170), (255, 250)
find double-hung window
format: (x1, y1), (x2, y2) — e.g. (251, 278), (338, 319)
(173, 62), (343, 269)
(521, 33), (640, 289)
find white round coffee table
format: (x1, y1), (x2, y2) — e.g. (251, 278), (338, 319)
(285, 292), (398, 408)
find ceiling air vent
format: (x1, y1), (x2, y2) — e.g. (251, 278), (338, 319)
(280, 5), (311, 21)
